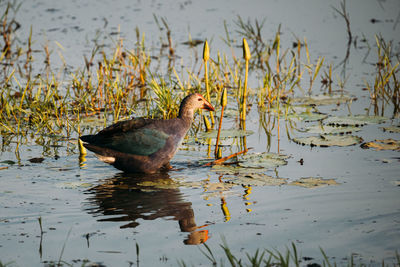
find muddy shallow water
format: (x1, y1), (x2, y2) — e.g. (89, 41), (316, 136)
(1, 0), (400, 266)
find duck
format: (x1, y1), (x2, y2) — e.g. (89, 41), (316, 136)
(80, 93), (214, 173)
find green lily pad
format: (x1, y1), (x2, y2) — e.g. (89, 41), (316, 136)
(292, 94), (355, 106)
(0, 160), (16, 165)
(381, 126), (400, 133)
(194, 137), (236, 147)
(238, 152), (290, 169)
(360, 139), (400, 151)
(224, 173), (288, 186)
(199, 129), (254, 139)
(289, 177), (339, 188)
(324, 115), (387, 126)
(293, 134), (363, 147)
(287, 112), (328, 122)
(212, 165), (266, 174)
(305, 125), (361, 134)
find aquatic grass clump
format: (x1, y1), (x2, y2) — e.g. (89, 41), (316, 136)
(179, 241), (400, 267)
(0, 0), (336, 150)
(364, 35), (399, 115)
(1, 0), (398, 161)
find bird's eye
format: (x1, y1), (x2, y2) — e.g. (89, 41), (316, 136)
(198, 98), (202, 101)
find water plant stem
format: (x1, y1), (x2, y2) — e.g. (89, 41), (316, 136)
(203, 40), (215, 125)
(215, 88), (227, 156)
(241, 38), (251, 129)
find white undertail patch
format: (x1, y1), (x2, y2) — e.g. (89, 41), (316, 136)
(96, 155), (116, 164)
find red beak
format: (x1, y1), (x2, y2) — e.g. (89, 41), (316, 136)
(202, 100), (215, 111)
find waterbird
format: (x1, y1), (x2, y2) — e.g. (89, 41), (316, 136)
(80, 93), (214, 173)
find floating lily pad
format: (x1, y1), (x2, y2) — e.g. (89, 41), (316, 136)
(195, 137), (236, 147)
(292, 94), (355, 106)
(0, 160), (16, 165)
(287, 112), (328, 122)
(224, 173), (288, 186)
(324, 115), (387, 126)
(212, 165), (266, 174)
(361, 139), (400, 151)
(211, 152), (289, 173)
(199, 129), (254, 139)
(238, 152), (290, 169)
(381, 126), (400, 133)
(293, 134), (363, 147)
(204, 182), (233, 191)
(305, 125), (361, 134)
(289, 177), (339, 188)
(29, 157), (45, 163)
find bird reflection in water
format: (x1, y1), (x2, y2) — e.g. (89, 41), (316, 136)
(84, 172), (209, 245)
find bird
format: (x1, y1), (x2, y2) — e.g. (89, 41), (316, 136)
(80, 93), (214, 173)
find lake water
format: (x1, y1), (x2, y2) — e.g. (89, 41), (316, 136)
(1, 0), (400, 266)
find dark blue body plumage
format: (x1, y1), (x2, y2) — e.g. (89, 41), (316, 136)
(80, 93), (214, 173)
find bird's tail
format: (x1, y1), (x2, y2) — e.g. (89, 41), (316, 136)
(83, 143), (116, 164)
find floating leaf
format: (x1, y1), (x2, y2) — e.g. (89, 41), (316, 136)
(305, 125), (361, 134)
(293, 134), (363, 147)
(238, 152), (289, 169)
(29, 157), (45, 163)
(0, 160), (16, 165)
(324, 115), (387, 126)
(195, 137), (235, 147)
(361, 139), (400, 151)
(292, 94), (355, 106)
(381, 126), (400, 133)
(289, 177), (339, 188)
(204, 182), (233, 191)
(199, 129), (254, 139)
(224, 173), (287, 186)
(287, 112), (328, 122)
(212, 165), (266, 174)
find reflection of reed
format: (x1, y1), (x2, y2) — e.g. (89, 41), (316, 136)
(84, 172), (209, 245)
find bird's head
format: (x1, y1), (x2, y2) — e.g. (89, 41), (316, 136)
(179, 93), (215, 119)
(193, 93), (214, 111)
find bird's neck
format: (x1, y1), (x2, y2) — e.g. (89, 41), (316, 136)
(178, 108), (194, 122)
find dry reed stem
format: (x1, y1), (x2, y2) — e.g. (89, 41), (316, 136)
(203, 148), (249, 167)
